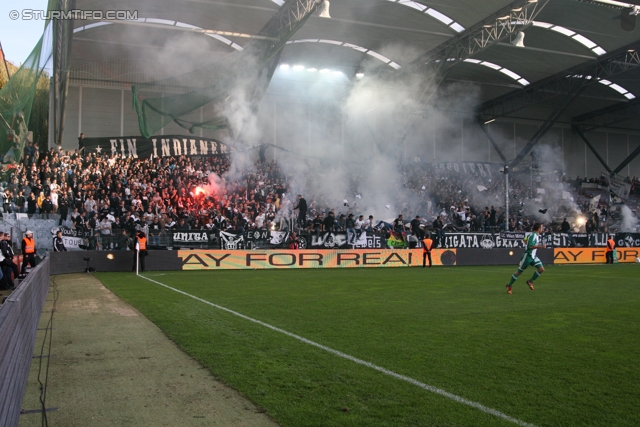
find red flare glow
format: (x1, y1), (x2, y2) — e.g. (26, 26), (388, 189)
(195, 187), (207, 197)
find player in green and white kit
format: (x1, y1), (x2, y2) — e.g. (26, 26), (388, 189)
(506, 223), (546, 294)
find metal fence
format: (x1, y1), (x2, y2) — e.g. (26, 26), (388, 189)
(0, 258), (50, 427)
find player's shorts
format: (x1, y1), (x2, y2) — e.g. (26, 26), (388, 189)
(518, 253), (543, 272)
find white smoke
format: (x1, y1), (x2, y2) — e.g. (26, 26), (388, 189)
(196, 172), (226, 199)
(620, 205), (639, 232)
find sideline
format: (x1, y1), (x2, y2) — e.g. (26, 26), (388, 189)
(139, 274), (538, 427)
(19, 274), (278, 427)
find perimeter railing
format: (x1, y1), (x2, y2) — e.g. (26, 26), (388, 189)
(0, 258), (50, 427)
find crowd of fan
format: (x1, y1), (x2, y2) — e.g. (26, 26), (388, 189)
(0, 142), (616, 250)
(1, 143), (295, 247)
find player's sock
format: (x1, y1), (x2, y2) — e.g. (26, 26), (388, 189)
(508, 274), (518, 285)
(530, 271), (541, 282)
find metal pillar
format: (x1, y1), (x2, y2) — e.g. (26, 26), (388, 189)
(505, 167), (510, 232)
(478, 121), (508, 164)
(51, 0), (77, 148)
(573, 125), (613, 174)
(613, 142), (640, 175)
(509, 84), (587, 169)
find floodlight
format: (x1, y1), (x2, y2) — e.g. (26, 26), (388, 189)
(511, 32), (525, 47)
(319, 0), (331, 18)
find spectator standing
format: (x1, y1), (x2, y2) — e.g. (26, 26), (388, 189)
(117, 229), (130, 250)
(346, 213), (356, 244)
(1, 233), (19, 290)
(294, 195), (307, 229)
(364, 215), (374, 232)
(53, 230), (67, 252)
(355, 215), (365, 240)
(41, 194), (54, 215)
(78, 133), (85, 154)
(410, 215), (423, 241)
(16, 191), (25, 214)
(26, 193), (36, 214)
(393, 215), (406, 234)
(433, 215), (445, 248)
(149, 217), (162, 246)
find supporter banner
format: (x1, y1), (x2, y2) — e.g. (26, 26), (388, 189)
(244, 230), (290, 249)
(542, 233), (640, 248)
(83, 135), (230, 159)
(608, 175), (631, 198)
(178, 249), (457, 270)
(442, 232), (640, 249)
(443, 233), (525, 249)
(245, 230), (385, 249)
(219, 231), (245, 250)
(554, 247), (640, 264)
(500, 232), (526, 240)
(431, 162), (497, 177)
(304, 232), (384, 249)
(51, 226), (91, 250)
(616, 233), (640, 248)
(171, 230), (217, 246)
(54, 227), (91, 238)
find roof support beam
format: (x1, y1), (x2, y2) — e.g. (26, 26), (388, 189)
(407, 0), (550, 74)
(397, 0), (550, 147)
(51, 0), (77, 148)
(613, 142), (640, 175)
(510, 83), (587, 169)
(572, 125), (614, 174)
(480, 42), (640, 122)
(478, 122), (508, 165)
(572, 99), (640, 132)
(132, 0), (324, 138)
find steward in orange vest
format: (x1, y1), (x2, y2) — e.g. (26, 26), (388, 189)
(133, 231), (148, 273)
(20, 230), (37, 276)
(422, 233), (434, 268)
(606, 236), (616, 264)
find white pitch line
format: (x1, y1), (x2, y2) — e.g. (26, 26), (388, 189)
(138, 274), (537, 427)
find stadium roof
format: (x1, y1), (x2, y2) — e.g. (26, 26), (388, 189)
(68, 0), (640, 131)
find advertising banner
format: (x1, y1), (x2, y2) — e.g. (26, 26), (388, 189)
(179, 249), (457, 270)
(553, 247), (640, 264)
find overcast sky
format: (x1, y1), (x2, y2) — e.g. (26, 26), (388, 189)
(0, 0), (50, 65)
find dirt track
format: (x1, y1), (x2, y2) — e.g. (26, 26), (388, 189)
(18, 273), (279, 427)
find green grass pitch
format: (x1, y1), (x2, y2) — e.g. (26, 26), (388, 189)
(95, 264), (640, 427)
